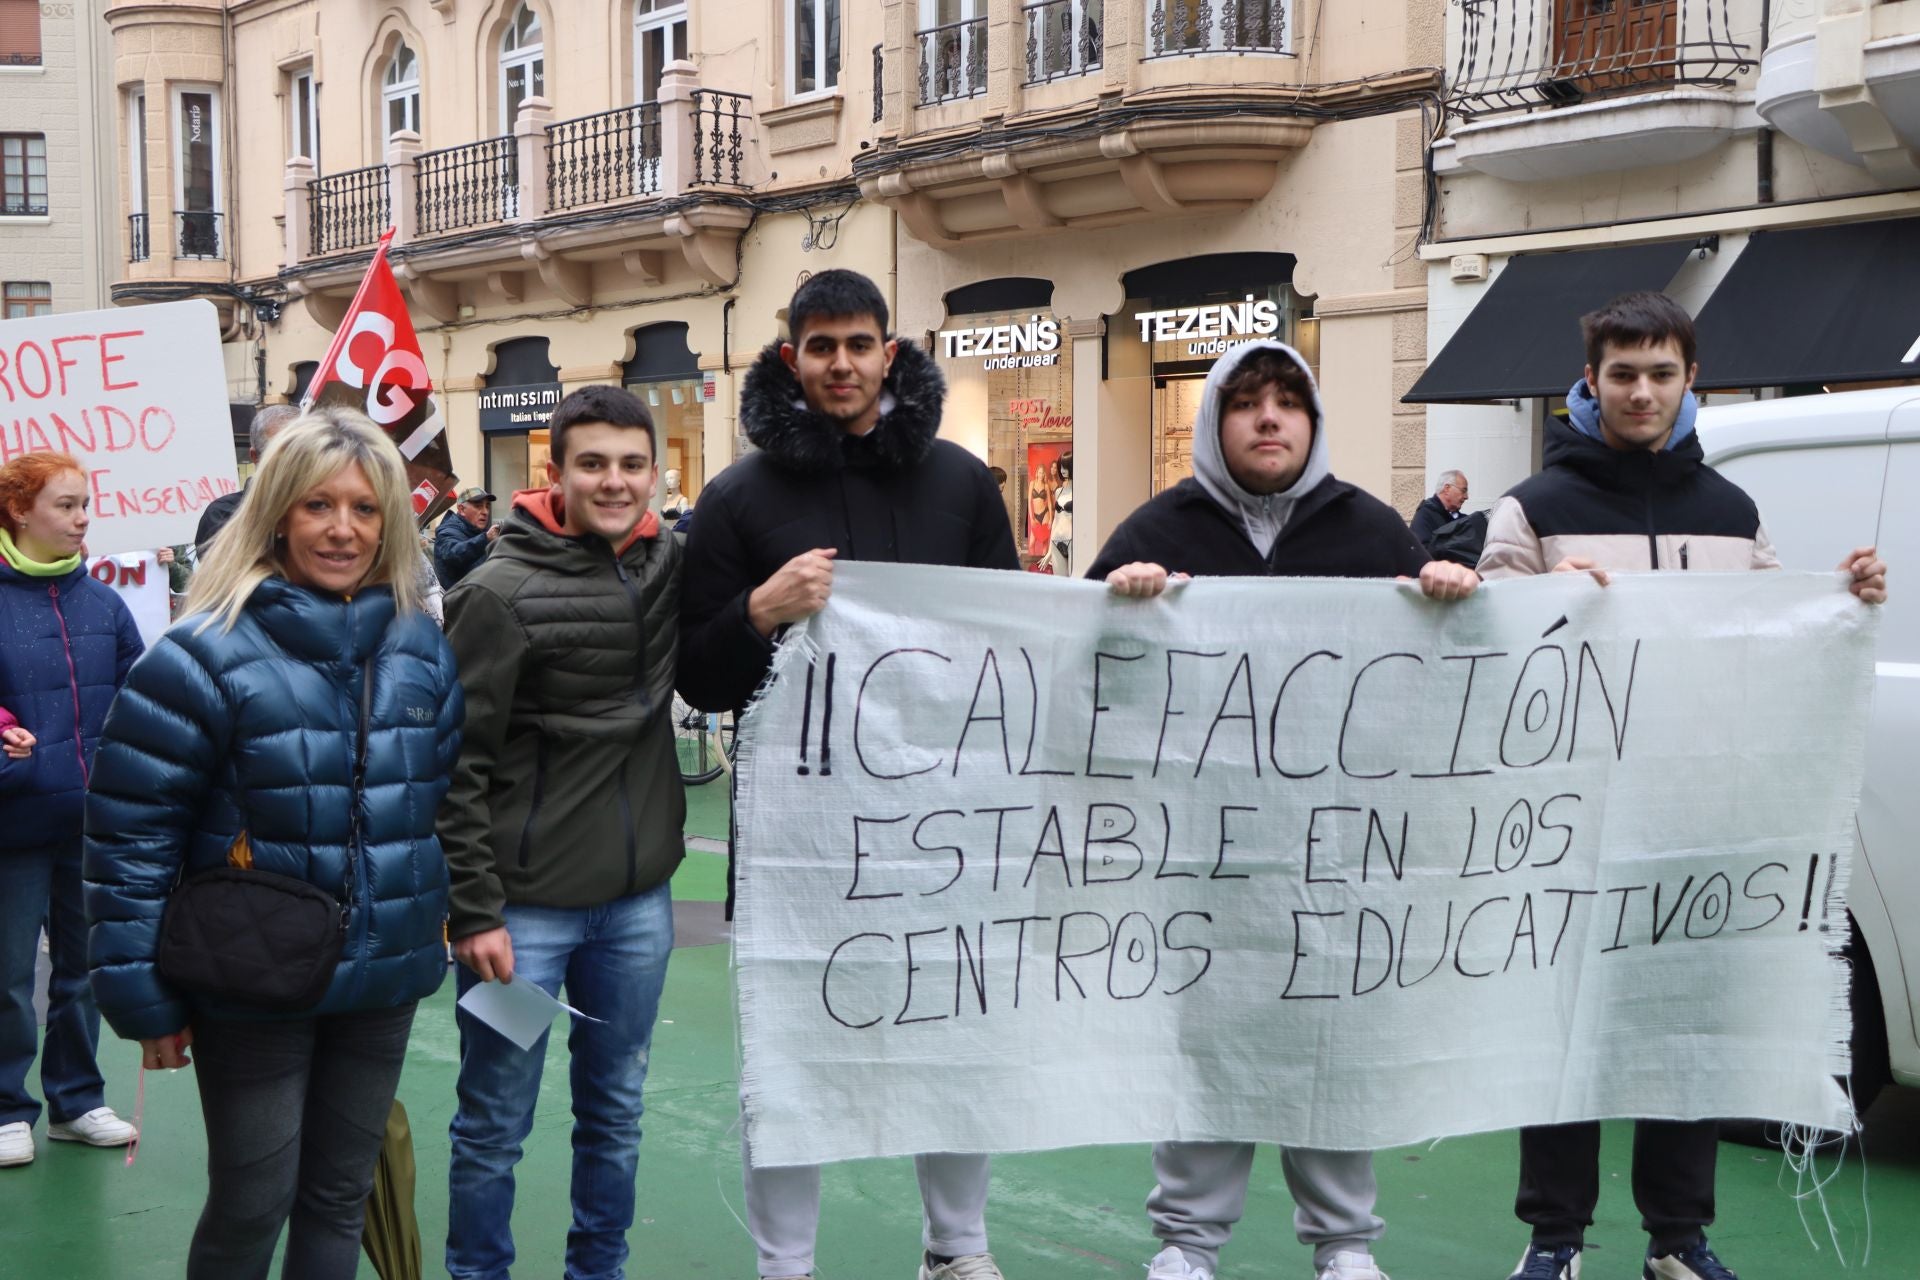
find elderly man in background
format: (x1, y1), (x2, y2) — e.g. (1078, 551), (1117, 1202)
(434, 487), (499, 589)
(1409, 469), (1469, 549)
(194, 404), (300, 555)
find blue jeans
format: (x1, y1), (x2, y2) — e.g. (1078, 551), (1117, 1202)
(0, 843), (105, 1128)
(446, 883), (674, 1280)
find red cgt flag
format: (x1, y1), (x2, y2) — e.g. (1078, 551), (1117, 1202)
(302, 228), (460, 527)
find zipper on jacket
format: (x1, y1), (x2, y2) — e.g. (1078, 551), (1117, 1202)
(48, 585), (89, 786)
(1642, 455), (1660, 570)
(610, 548), (652, 716)
(518, 739), (548, 868)
(619, 756), (638, 895)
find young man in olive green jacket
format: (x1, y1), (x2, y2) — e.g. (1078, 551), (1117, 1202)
(437, 383), (683, 1280)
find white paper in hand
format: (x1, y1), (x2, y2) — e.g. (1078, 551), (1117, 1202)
(457, 977), (604, 1052)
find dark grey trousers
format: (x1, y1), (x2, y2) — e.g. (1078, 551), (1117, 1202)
(186, 1002), (416, 1280)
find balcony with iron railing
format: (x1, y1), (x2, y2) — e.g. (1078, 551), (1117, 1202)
(310, 163), (391, 257)
(862, 0), (1439, 244)
(918, 16), (989, 106)
(278, 61), (756, 326)
(1145, 0), (1287, 59)
(1025, 0), (1104, 86)
(175, 209), (222, 260)
(1434, 0), (1760, 183)
(1447, 0), (1753, 120)
(127, 212), (148, 263)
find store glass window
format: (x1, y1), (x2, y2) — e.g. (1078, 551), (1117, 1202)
(624, 322), (703, 521)
(933, 295), (1074, 574)
(481, 336), (561, 497)
(1113, 261), (1310, 498)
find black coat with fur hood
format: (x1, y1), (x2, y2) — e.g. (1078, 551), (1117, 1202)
(677, 339), (1020, 714)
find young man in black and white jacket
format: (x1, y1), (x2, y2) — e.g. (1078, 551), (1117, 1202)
(1480, 291), (1887, 1280)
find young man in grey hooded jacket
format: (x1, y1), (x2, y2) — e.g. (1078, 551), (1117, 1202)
(1087, 340), (1479, 1280)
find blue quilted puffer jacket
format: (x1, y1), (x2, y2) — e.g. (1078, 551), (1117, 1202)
(0, 560), (143, 851)
(83, 578), (464, 1042)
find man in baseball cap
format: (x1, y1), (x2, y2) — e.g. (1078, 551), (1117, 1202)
(434, 486), (499, 588)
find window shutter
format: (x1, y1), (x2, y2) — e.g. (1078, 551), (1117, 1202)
(0, 0), (41, 65)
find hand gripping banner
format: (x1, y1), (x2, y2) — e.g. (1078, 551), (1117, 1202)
(302, 228), (459, 525)
(732, 565), (1878, 1167)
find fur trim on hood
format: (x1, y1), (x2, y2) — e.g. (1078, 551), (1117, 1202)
(738, 338), (945, 474)
(1189, 339), (1333, 558)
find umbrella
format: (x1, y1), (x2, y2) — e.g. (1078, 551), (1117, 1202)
(361, 1099), (423, 1280)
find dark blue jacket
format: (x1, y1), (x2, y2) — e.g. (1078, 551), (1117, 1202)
(0, 561), (144, 851)
(83, 580), (463, 1041)
(433, 511), (491, 589)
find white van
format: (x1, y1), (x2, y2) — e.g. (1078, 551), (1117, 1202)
(1695, 387), (1920, 1114)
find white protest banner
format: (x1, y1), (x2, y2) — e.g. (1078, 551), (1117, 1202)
(733, 565), (1877, 1167)
(0, 300), (238, 555)
(84, 553), (170, 649)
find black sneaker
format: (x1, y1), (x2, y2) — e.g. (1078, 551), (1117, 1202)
(1508, 1244), (1581, 1279)
(1644, 1237), (1739, 1280)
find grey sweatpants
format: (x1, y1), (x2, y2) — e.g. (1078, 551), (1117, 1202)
(743, 1117), (991, 1277)
(1147, 1141), (1385, 1271)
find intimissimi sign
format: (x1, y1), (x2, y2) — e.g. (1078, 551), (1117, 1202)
(937, 315), (1061, 370)
(1137, 296), (1282, 356)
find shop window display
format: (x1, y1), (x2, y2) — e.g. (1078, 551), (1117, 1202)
(933, 308), (1073, 572)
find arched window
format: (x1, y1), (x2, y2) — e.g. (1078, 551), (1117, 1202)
(383, 43), (421, 138)
(499, 4), (545, 132)
(635, 0), (688, 104)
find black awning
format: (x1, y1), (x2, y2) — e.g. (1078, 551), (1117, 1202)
(1692, 217), (1920, 391)
(1403, 240), (1695, 403)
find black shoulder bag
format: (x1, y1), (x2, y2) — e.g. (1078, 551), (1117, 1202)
(156, 658), (373, 1012)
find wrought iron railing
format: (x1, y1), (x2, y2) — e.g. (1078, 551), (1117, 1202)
(690, 89), (750, 187)
(873, 43), (885, 123)
(0, 53), (40, 68)
(0, 198), (46, 216)
(416, 136), (517, 235)
(1449, 0), (1752, 119)
(1026, 0), (1104, 84)
(547, 102), (662, 212)
(175, 209), (222, 259)
(128, 212), (148, 263)
(917, 16), (988, 105)
(308, 163), (390, 256)
(1146, 0), (1287, 58)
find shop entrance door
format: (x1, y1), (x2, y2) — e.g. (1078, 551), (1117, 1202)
(1151, 372), (1209, 495)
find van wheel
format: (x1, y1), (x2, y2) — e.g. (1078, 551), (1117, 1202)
(1719, 917), (1889, 1149)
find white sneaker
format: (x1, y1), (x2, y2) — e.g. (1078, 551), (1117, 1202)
(46, 1106), (137, 1147)
(1147, 1246), (1214, 1280)
(921, 1255), (1005, 1280)
(0, 1121), (33, 1166)
(1317, 1251), (1389, 1280)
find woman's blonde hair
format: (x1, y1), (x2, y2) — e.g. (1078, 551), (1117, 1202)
(186, 406), (423, 632)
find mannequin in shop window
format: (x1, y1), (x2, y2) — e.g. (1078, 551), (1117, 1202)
(661, 469), (692, 522)
(1048, 452), (1074, 577)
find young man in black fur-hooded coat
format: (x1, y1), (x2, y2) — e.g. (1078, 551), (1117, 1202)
(677, 269), (1019, 1280)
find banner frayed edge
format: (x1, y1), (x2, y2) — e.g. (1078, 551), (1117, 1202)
(732, 620), (819, 1163)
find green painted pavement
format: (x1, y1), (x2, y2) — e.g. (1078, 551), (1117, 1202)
(6, 818), (1916, 1277)
(9, 940), (1917, 1279)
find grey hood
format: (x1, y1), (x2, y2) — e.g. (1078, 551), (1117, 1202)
(1189, 339), (1332, 558)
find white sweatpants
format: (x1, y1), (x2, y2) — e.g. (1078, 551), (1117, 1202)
(742, 1119), (991, 1278)
(1146, 1141), (1385, 1271)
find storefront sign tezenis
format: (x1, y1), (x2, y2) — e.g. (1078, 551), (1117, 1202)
(1136, 296), (1282, 356)
(936, 315), (1061, 369)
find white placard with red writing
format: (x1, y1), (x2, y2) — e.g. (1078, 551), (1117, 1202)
(0, 300), (238, 556)
(85, 553), (170, 649)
